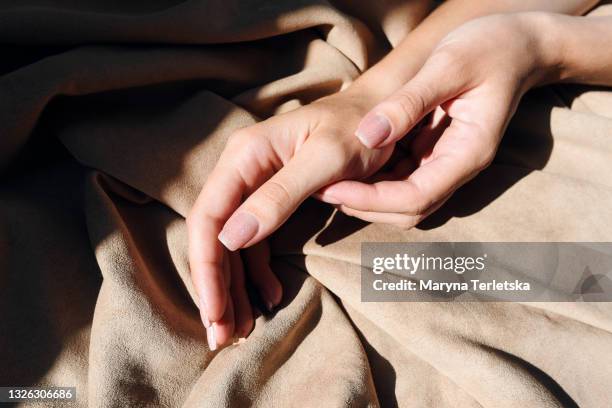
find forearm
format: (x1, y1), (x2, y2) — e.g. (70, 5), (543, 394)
(352, 0), (599, 99)
(554, 15), (612, 86)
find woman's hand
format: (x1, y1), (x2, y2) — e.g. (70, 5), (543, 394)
(320, 13), (563, 227)
(187, 89), (394, 349)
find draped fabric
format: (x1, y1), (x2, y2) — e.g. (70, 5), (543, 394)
(1, 1), (611, 406)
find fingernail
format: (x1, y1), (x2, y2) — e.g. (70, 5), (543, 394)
(218, 212), (259, 251)
(206, 323), (217, 351)
(356, 113), (391, 148)
(320, 191), (341, 205)
(199, 298), (211, 329)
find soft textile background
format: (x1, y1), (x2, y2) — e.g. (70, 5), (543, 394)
(1, 1), (611, 406)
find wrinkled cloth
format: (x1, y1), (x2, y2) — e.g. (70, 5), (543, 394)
(1, 1), (612, 407)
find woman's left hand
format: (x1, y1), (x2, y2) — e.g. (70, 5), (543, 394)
(319, 12), (563, 227)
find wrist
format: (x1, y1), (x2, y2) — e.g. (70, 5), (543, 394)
(348, 27), (435, 103)
(516, 12), (571, 87)
(539, 14), (612, 86)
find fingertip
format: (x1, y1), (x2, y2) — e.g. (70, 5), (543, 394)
(206, 324), (217, 351)
(317, 191), (342, 205)
(262, 269), (283, 312)
(318, 181), (356, 205)
(312, 190), (340, 205)
(319, 181), (364, 208)
(193, 273), (227, 323)
(218, 211), (259, 251)
(237, 316), (254, 339)
(228, 254), (254, 339)
(206, 296), (227, 323)
(355, 112), (391, 149)
(191, 261), (230, 324)
(213, 315), (236, 348)
(213, 323), (233, 348)
(270, 290), (282, 312)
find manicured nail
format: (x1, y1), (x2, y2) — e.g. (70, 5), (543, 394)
(199, 298), (211, 329)
(355, 113), (391, 148)
(206, 323), (217, 351)
(319, 191), (341, 205)
(218, 212), (259, 251)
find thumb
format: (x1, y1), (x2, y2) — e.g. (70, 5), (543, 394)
(355, 54), (465, 149)
(217, 140), (345, 251)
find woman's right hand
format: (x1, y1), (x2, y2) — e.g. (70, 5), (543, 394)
(187, 87), (394, 349)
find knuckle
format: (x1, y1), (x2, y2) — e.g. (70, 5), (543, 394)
(403, 202), (426, 217)
(424, 46), (468, 86)
(401, 184), (430, 217)
(461, 124), (497, 173)
(325, 138), (352, 162)
(430, 46), (459, 69)
(473, 147), (496, 172)
(391, 84), (429, 127)
(396, 216), (419, 230)
(313, 107), (336, 125)
(258, 180), (294, 212)
(309, 136), (352, 173)
(227, 128), (255, 149)
(479, 151), (496, 171)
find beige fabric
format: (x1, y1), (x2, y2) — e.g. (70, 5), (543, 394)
(1, 1), (611, 407)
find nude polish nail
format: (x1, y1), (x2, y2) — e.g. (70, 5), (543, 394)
(319, 191), (341, 205)
(218, 212), (259, 251)
(207, 324), (217, 351)
(355, 113), (391, 148)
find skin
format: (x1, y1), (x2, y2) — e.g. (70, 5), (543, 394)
(188, 92), (394, 348)
(325, 11), (612, 223)
(187, 1), (612, 350)
(319, 13), (561, 225)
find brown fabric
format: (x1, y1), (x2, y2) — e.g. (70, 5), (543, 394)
(1, 1), (612, 407)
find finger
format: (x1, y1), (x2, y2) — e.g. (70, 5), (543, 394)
(338, 191), (452, 229)
(340, 206), (423, 228)
(210, 292), (235, 350)
(355, 52), (467, 149)
(321, 158), (456, 215)
(314, 154), (415, 204)
(189, 118), (301, 324)
(323, 122), (485, 214)
(243, 242), (282, 312)
(316, 108), (444, 204)
(200, 249), (234, 351)
(229, 252), (254, 339)
(212, 251), (235, 348)
(217, 141), (345, 251)
(188, 160), (246, 324)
